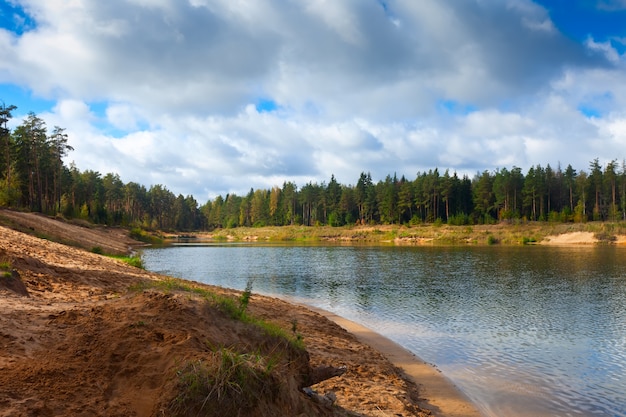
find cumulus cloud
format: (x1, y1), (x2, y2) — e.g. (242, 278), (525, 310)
(1, 0), (626, 199)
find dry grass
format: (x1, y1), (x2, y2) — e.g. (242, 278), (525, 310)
(192, 221), (626, 246)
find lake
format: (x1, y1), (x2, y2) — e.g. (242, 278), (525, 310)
(141, 243), (626, 417)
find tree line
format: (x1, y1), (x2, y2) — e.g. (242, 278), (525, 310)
(3, 103), (626, 231)
(0, 104), (205, 231)
(203, 161), (626, 228)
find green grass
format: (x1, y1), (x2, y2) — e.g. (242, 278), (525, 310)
(107, 254), (145, 269)
(170, 347), (278, 416)
(129, 278), (304, 350)
(91, 246), (104, 254)
(131, 277), (306, 416)
(0, 259), (11, 278)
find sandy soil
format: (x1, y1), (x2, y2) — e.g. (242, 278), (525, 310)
(0, 210), (483, 417)
(0, 209), (139, 255)
(540, 231), (598, 245)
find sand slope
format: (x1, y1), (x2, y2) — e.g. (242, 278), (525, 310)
(0, 213), (459, 416)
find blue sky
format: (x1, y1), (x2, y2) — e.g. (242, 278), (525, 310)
(537, 0), (626, 48)
(1, 0), (626, 200)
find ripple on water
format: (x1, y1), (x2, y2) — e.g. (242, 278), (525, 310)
(141, 244), (626, 417)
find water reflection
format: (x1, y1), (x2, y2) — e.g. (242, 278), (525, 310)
(142, 244), (626, 417)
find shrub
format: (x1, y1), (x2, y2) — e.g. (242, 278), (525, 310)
(130, 227), (163, 244)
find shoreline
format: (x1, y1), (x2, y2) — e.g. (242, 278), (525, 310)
(0, 211), (624, 417)
(279, 296), (484, 417)
(0, 219), (462, 416)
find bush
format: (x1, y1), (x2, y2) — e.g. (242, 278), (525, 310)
(448, 213), (470, 226)
(130, 227), (163, 244)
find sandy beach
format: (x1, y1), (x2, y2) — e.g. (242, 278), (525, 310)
(0, 210), (482, 416)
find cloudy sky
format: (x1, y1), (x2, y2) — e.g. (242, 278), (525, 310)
(1, 0), (626, 200)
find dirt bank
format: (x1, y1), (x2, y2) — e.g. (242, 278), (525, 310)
(0, 209), (140, 255)
(0, 210), (483, 416)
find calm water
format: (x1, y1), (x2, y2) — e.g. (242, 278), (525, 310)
(141, 244), (626, 417)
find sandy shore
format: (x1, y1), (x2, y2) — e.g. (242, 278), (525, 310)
(540, 231), (598, 245)
(0, 210), (483, 416)
(307, 306), (483, 417)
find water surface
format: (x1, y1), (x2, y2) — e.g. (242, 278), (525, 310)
(141, 243), (626, 417)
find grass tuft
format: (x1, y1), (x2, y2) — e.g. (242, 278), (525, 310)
(0, 259), (12, 279)
(170, 347), (278, 417)
(107, 254), (145, 269)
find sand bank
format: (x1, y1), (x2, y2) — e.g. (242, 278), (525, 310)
(304, 305), (483, 417)
(0, 209), (485, 416)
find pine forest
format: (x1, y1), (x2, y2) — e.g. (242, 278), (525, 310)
(2, 105), (626, 232)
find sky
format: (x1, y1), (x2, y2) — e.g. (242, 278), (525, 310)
(1, 0), (626, 201)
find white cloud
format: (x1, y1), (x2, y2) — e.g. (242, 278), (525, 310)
(105, 104), (147, 131)
(585, 37), (622, 64)
(2, 0), (626, 199)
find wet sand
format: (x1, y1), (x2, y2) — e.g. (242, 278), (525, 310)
(303, 305), (484, 417)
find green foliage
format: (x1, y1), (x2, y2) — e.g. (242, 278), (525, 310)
(238, 280), (254, 317)
(0, 176), (20, 207)
(447, 213), (470, 225)
(5, 102), (626, 230)
(130, 227), (163, 244)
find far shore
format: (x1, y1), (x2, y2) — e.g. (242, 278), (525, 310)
(165, 221), (626, 246)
